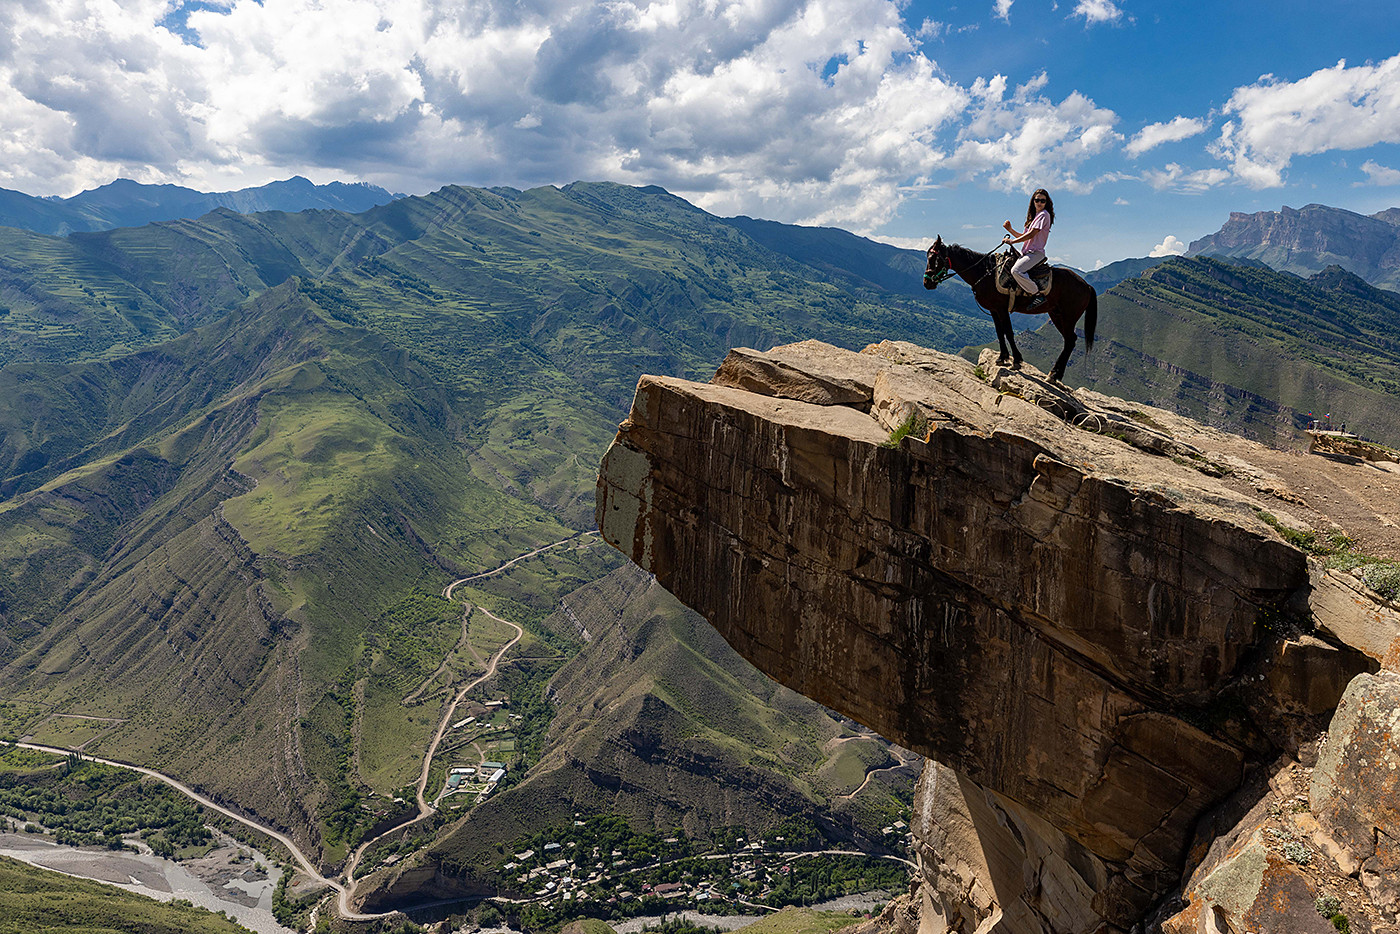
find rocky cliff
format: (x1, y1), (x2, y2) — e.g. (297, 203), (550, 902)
(1188, 203), (1400, 289)
(596, 340), (1400, 933)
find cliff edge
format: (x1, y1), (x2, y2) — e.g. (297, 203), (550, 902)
(596, 340), (1400, 933)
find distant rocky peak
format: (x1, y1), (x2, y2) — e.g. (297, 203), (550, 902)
(1371, 206), (1400, 227)
(1189, 202), (1400, 291)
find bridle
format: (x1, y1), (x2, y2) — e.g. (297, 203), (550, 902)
(923, 248), (957, 289)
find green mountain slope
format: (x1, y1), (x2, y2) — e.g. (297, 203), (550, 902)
(1019, 256), (1400, 445)
(0, 283), (575, 864)
(0, 182), (963, 868)
(0, 855), (254, 934)
(360, 566), (915, 910)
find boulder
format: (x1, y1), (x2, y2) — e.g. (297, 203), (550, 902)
(1310, 671), (1400, 921)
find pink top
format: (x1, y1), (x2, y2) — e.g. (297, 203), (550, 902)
(1023, 210), (1051, 254)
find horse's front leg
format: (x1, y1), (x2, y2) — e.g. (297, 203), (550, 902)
(993, 313), (1013, 366)
(1004, 329), (1023, 370)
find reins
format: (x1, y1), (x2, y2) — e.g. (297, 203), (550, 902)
(925, 242), (1009, 298)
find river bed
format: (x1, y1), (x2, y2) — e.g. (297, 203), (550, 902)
(0, 826), (296, 934)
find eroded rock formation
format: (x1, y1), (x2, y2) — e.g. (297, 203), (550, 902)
(596, 340), (1400, 933)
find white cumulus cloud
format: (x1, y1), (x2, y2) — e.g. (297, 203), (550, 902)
(943, 73), (1122, 195)
(1213, 54), (1400, 188)
(1358, 160), (1400, 186)
(0, 0), (1137, 234)
(1126, 116), (1209, 157)
(1149, 234), (1187, 257)
(1072, 0), (1123, 25)
(1142, 162), (1230, 193)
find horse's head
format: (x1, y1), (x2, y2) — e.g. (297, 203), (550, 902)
(924, 236), (954, 290)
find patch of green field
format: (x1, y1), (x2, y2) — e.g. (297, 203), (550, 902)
(816, 740), (889, 796)
(357, 677), (441, 795)
(0, 745), (60, 773)
(26, 716), (116, 749)
(0, 704), (44, 743)
(0, 856), (253, 934)
(464, 609), (518, 658)
(734, 906), (864, 934)
(223, 388), (403, 555)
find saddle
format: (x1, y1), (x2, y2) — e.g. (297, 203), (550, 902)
(995, 251), (1053, 298)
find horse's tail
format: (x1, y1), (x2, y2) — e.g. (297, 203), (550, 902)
(1084, 288), (1097, 352)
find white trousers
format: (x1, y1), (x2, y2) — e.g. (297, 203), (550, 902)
(1012, 250), (1045, 294)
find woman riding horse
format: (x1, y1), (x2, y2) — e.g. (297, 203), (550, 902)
(924, 235), (1097, 383)
(1002, 189), (1054, 310)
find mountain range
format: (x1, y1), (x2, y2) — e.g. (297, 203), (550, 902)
(4, 178), (1400, 921)
(0, 182), (967, 873)
(0, 176), (400, 236)
(1017, 254), (1400, 446)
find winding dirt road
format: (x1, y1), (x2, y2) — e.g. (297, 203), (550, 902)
(336, 607), (522, 917)
(442, 532), (597, 600)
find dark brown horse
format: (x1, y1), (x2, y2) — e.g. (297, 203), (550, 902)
(924, 236), (1097, 382)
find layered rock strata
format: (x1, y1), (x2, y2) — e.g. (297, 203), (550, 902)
(596, 340), (1392, 932)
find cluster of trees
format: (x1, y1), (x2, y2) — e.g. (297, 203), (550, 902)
(480, 653), (567, 795)
(0, 758), (211, 853)
(762, 855), (906, 906)
(507, 814), (689, 872)
(492, 813), (905, 930)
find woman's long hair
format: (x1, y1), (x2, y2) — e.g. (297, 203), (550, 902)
(1024, 189), (1055, 227)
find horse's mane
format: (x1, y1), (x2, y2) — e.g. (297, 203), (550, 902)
(946, 241), (993, 272)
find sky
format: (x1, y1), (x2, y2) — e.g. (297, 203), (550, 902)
(1, 1), (1399, 269)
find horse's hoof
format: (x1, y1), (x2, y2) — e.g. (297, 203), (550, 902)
(1011, 360), (1022, 371)
(996, 356), (1010, 367)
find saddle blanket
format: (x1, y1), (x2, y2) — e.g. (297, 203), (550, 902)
(995, 252), (1053, 297)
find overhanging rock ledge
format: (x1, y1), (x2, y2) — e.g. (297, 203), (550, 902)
(595, 339), (1394, 933)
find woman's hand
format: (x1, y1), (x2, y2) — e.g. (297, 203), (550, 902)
(1002, 220), (1015, 233)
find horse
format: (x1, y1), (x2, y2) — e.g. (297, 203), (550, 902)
(923, 236), (1097, 383)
